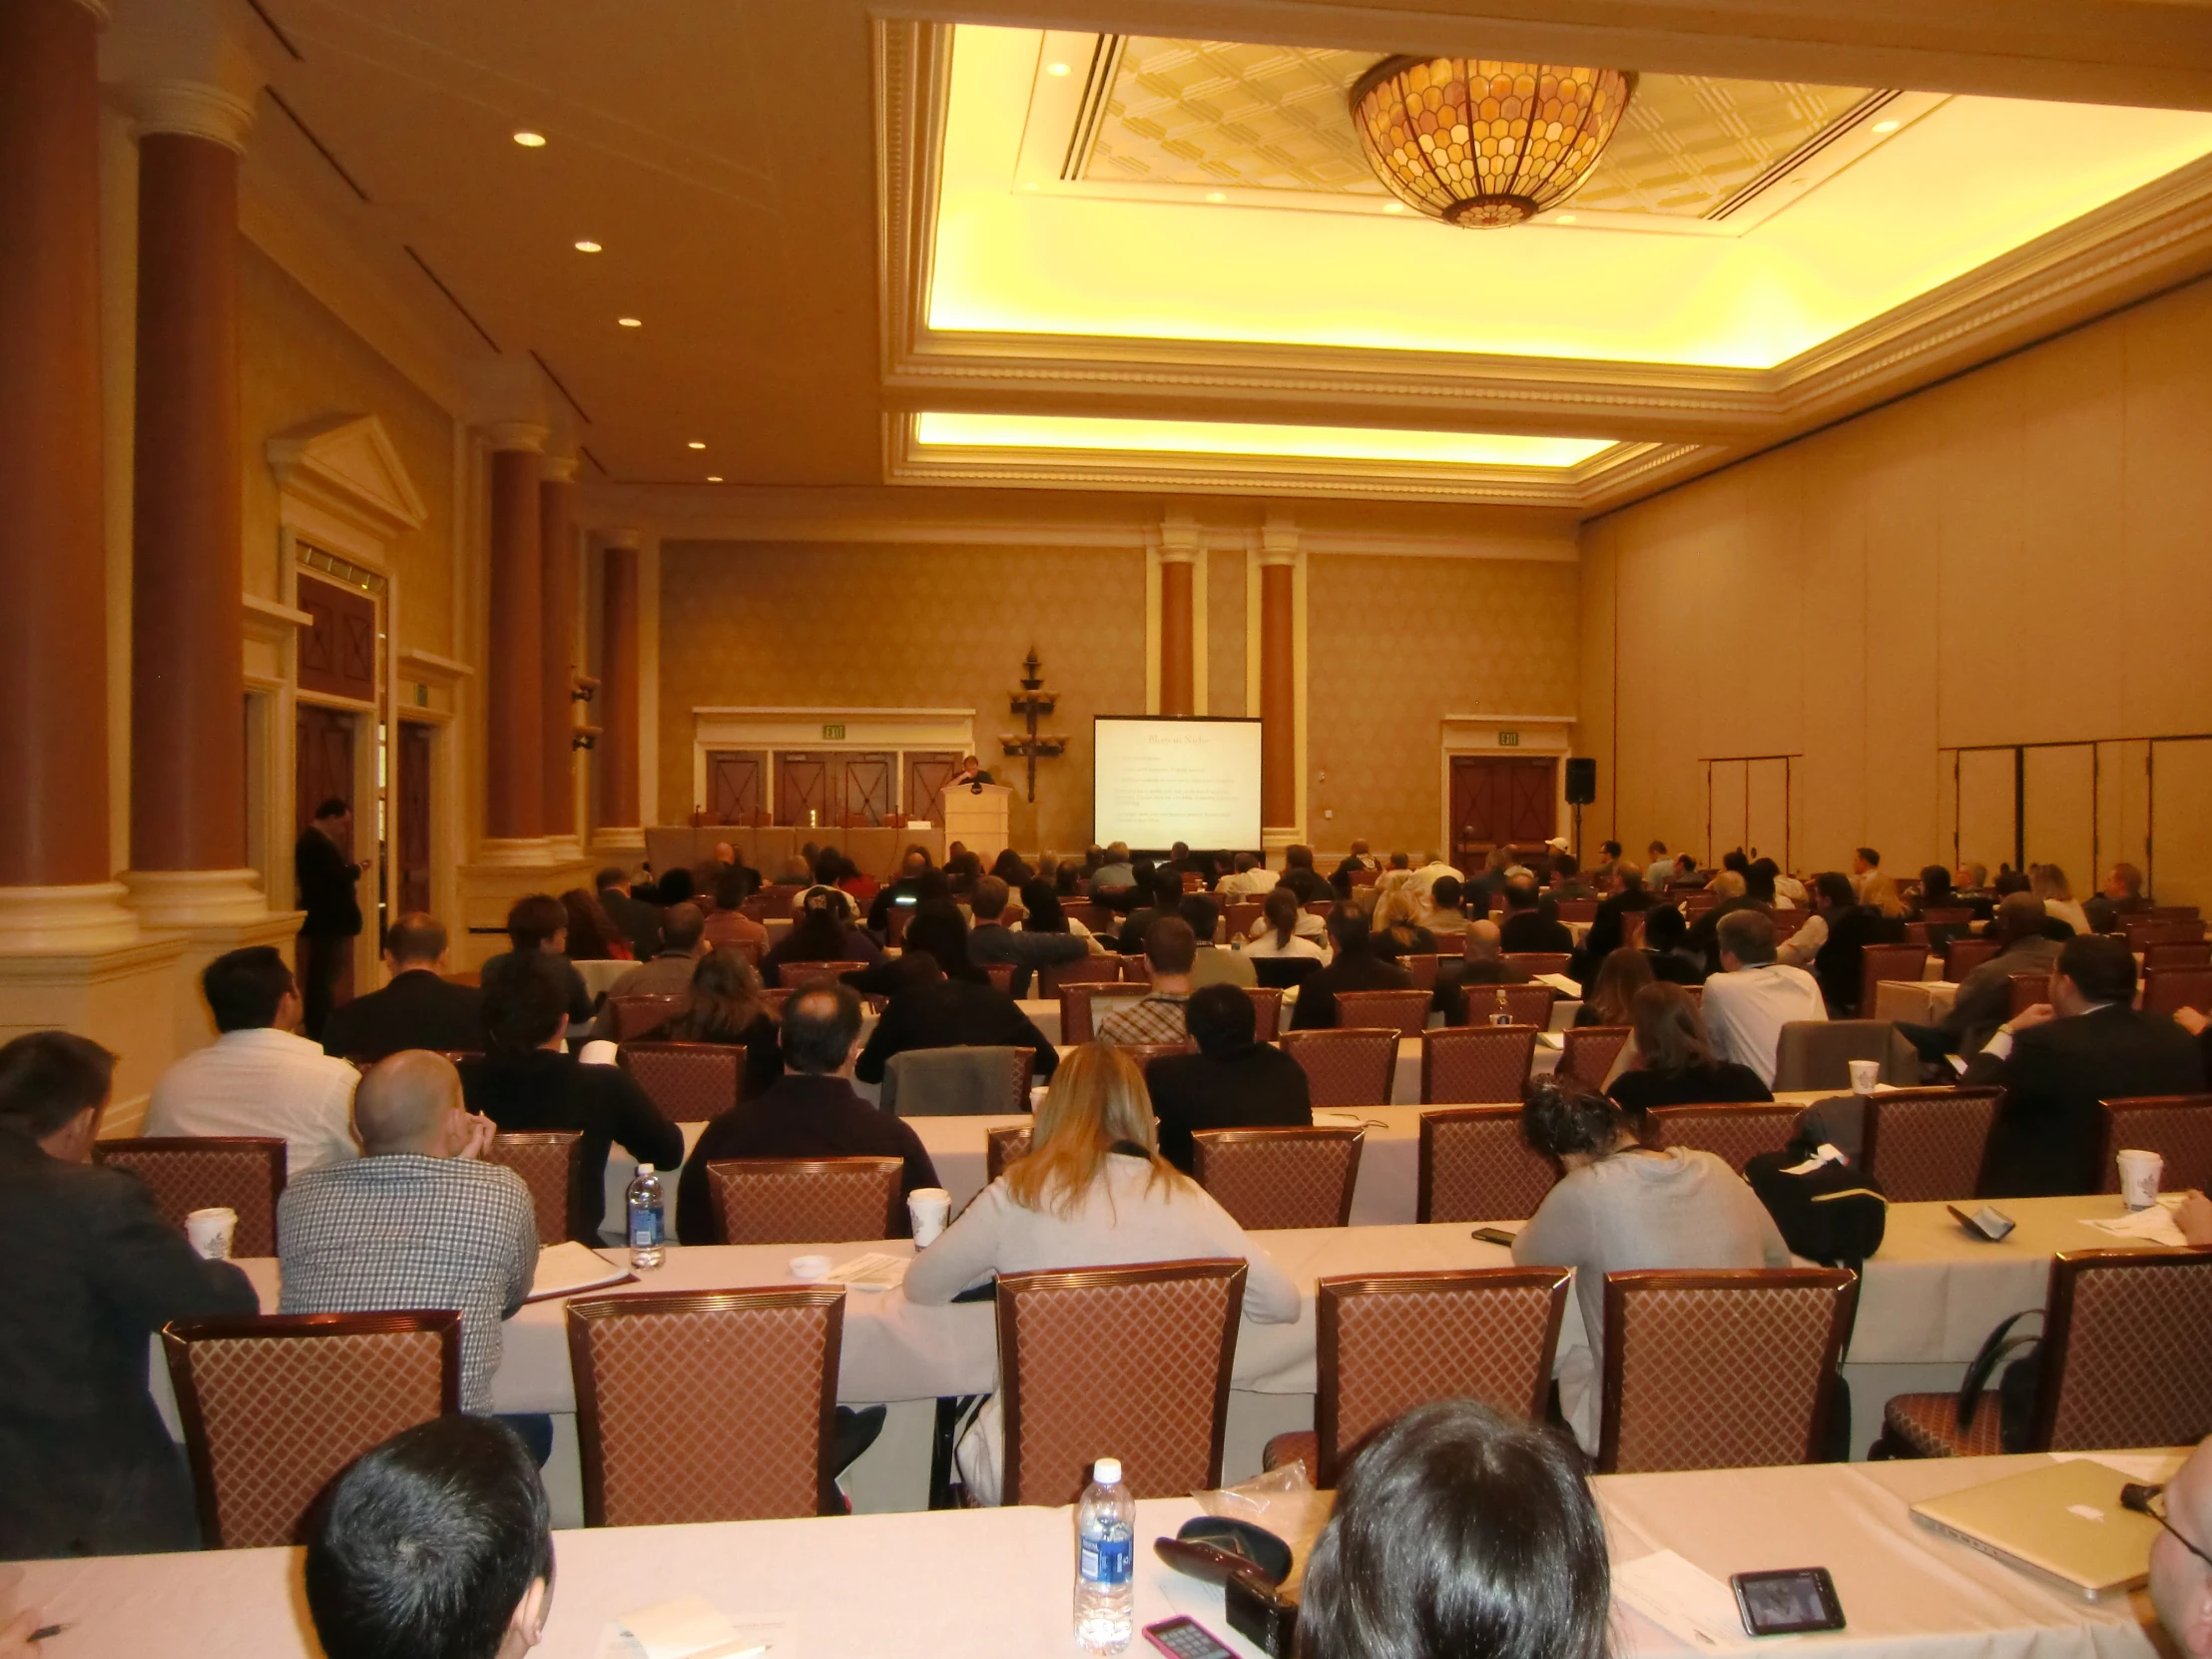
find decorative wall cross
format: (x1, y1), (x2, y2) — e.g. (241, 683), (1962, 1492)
(1001, 648), (1067, 805)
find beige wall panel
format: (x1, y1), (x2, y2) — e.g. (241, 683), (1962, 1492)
(1708, 760), (1747, 863)
(2119, 291), (2212, 733)
(1610, 493), (1709, 857)
(1858, 411), (1945, 873)
(1577, 523), (1617, 842)
(1956, 748), (2017, 875)
(1747, 758), (1790, 868)
(1208, 544), (1245, 718)
(1928, 364), (2025, 749)
(1795, 428), (1870, 872)
(2021, 744), (2096, 893)
(2151, 738), (2212, 914)
(2113, 739), (2153, 886)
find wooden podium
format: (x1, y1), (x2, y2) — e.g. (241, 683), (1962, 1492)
(939, 782), (1011, 855)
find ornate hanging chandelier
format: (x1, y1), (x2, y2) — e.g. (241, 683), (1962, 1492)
(1350, 56), (1635, 228)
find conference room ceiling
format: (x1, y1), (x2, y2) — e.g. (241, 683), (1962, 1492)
(242, 0), (2212, 515)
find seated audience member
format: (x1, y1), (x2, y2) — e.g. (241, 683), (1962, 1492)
(1422, 874), (1474, 936)
(1276, 842), (1333, 904)
(1606, 982), (1774, 1119)
(1682, 869), (1768, 975)
(1461, 918), (1530, 985)
(2150, 1435), (2212, 1659)
(1644, 840), (1674, 890)
(702, 865), (769, 952)
(461, 958), (683, 1241)
(1291, 903), (1417, 1030)
(855, 903), (1058, 1085)
(1546, 851), (1596, 902)
(147, 945), (360, 1174)
(986, 848), (1032, 889)
(1299, 1398), (1609, 1659)
(1860, 869), (1909, 920)
(1742, 858), (1781, 908)
(866, 846), (935, 934)
(1144, 985), (1312, 1173)
(825, 847), (879, 908)
(678, 983), (938, 1245)
(1018, 877), (1103, 950)
(1637, 903), (1705, 984)
(558, 887), (632, 962)
(903, 1043), (1299, 1502)
(1796, 869), (1903, 1017)
(636, 946), (783, 1101)
(1699, 908), (1827, 1088)
(761, 887), (880, 988)
(0, 1032), (258, 1558)
(1911, 863), (1956, 917)
(654, 867), (698, 908)
(281, 1052), (547, 1459)
(774, 853), (815, 887)
(2084, 862), (2152, 934)
(1851, 845), (1882, 897)
(1768, 858), (1808, 907)
(1114, 869), (1188, 954)
(1460, 845), (1512, 914)
(304, 1414), (552, 1659)
(1897, 892), (2061, 1061)
(1671, 851), (1705, 887)
(1333, 839), (1381, 883)
(2031, 862), (2092, 937)
(321, 913), (485, 1063)
(1087, 840), (1137, 898)
(1576, 946), (1653, 1028)
(1513, 1075), (1789, 1450)
(596, 865), (664, 961)
(1581, 863), (1655, 971)
(1097, 918), (1199, 1046)
(477, 893), (594, 1027)
(1219, 851), (1278, 895)
(1181, 894), (1257, 989)
(591, 900), (710, 1036)
(1498, 879), (1573, 954)
(966, 874), (1087, 996)
(1369, 885), (1467, 1024)
(1964, 934), (2206, 1197)
(1411, 851), (1462, 901)
(1244, 885), (1330, 962)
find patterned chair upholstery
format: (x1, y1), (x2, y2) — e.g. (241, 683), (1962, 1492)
(1282, 1028), (1398, 1107)
(2133, 921), (2211, 949)
(1226, 901), (1263, 938)
(1598, 1269), (1858, 1474)
(775, 959), (869, 989)
(1397, 954), (1439, 989)
(93, 1137), (285, 1257)
(1503, 952), (1572, 977)
(1419, 1025), (1537, 1104)
(1263, 1268), (1571, 1486)
(1247, 986), (1285, 1042)
(1038, 954), (1120, 997)
(996, 1260), (1247, 1505)
(2099, 1095), (2212, 1195)
(1648, 1103), (1803, 1175)
(1118, 957), (1155, 982)
(1558, 1025), (1631, 1088)
(2009, 972), (2053, 1017)
(985, 1125), (1032, 1186)
(482, 1130), (586, 1245)
(706, 1157), (903, 1245)
(619, 1042), (744, 1122)
(1555, 899), (1599, 924)
(608, 993), (686, 1041)
(567, 1288), (845, 1524)
(1321, 991), (1419, 1040)
(1881, 1248), (2212, 1456)
(2145, 941), (2212, 969)
(880, 1046), (1035, 1117)
(1461, 982), (1556, 1029)
(163, 1311), (458, 1548)
(1417, 1107), (1559, 1222)
(1861, 1087), (2002, 1202)
(1617, 912), (1646, 950)
(1859, 943), (1935, 1017)
(981, 961), (1016, 995)
(1942, 937), (2000, 981)
(2144, 966), (2212, 1017)
(1192, 1127), (1365, 1230)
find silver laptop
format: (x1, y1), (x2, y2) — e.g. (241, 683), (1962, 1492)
(1910, 1459), (2163, 1601)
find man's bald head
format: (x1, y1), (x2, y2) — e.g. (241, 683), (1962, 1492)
(2151, 1438), (2212, 1656)
(354, 1051), (464, 1157)
(1995, 891), (2049, 944)
(1467, 918), (1503, 960)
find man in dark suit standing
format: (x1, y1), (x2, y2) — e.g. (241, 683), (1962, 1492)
(295, 797), (364, 1040)
(1146, 984), (1312, 1173)
(320, 913), (484, 1061)
(1965, 934), (2206, 1197)
(1290, 903), (1416, 1030)
(595, 865), (664, 961)
(0, 1031), (259, 1557)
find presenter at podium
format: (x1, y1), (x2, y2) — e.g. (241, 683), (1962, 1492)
(946, 753), (993, 788)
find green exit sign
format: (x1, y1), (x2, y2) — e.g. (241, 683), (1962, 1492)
(1497, 731), (1519, 747)
(822, 723), (844, 741)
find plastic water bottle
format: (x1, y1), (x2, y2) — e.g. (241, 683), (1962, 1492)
(1074, 1456), (1135, 1653)
(626, 1164), (665, 1270)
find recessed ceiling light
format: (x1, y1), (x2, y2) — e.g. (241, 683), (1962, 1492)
(687, 441), (706, 450)
(1382, 201), (1404, 214)
(573, 240), (602, 253)
(1872, 118), (1902, 134)
(512, 131), (546, 148)
(1022, 181), (1037, 191)
(1556, 214), (1577, 224)
(1206, 192), (1226, 203)
(706, 475), (723, 483)
(617, 316), (641, 327)
(1045, 61), (1071, 76)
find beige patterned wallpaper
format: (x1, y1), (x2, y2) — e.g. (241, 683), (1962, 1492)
(1208, 544), (1246, 716)
(1305, 553), (1579, 856)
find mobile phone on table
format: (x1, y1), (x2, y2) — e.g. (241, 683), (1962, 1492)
(1946, 1203), (2015, 1241)
(1470, 1227), (1519, 1247)
(1144, 1616), (1238, 1659)
(1730, 1567), (1846, 1635)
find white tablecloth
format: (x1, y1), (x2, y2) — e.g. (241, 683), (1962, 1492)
(572, 957), (635, 998)
(1876, 979), (1959, 1024)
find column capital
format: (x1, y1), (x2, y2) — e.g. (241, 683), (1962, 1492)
(541, 452), (580, 485)
(129, 77), (254, 150)
(599, 526), (645, 552)
(1157, 505), (1202, 563)
(464, 357), (551, 441)
(1258, 506), (1300, 565)
(480, 421), (548, 454)
(104, 0), (271, 150)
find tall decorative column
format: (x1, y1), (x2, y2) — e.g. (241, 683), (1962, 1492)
(481, 427), (546, 857)
(538, 453), (580, 858)
(1256, 510), (1303, 853)
(593, 529), (645, 850)
(1158, 532), (1197, 719)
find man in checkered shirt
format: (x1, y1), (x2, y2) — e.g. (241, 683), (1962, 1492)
(279, 1051), (543, 1454)
(1096, 917), (1197, 1048)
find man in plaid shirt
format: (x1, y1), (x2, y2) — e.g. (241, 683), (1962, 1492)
(279, 1052), (543, 1454)
(1096, 917), (1197, 1047)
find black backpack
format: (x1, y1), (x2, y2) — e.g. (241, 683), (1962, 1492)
(1742, 1145), (1888, 1270)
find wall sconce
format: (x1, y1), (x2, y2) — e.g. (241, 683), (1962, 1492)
(571, 723), (602, 751)
(571, 673), (600, 704)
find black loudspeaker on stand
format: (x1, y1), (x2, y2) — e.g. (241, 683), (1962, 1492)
(1563, 757), (1597, 861)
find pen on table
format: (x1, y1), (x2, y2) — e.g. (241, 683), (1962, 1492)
(30, 1625), (69, 1644)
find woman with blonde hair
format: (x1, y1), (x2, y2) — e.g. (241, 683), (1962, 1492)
(2031, 863), (2092, 937)
(904, 1042), (1299, 1502)
(1859, 871), (1909, 919)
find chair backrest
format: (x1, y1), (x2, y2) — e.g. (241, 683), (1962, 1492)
(1060, 900), (1110, 934)
(1598, 1268), (1858, 1474)
(1252, 955), (1323, 990)
(1419, 1025), (1537, 1105)
(164, 1312), (458, 1548)
(881, 1045), (1035, 1116)
(482, 1131), (586, 1245)
(1397, 953), (1439, 989)
(1315, 1269), (1571, 1486)
(609, 993), (686, 1041)
(980, 961), (1017, 995)
(1919, 907), (1974, 927)
(2098, 1095), (2212, 1195)
(2144, 965), (2212, 1017)
(2145, 941), (2212, 969)
(1942, 936), (2001, 981)
(985, 1124), (1033, 1185)
(1463, 981), (1556, 1029)
(1860, 1087), (2002, 1202)
(1118, 956), (1154, 982)
(1860, 942), (1934, 1014)
(706, 1157), (903, 1244)
(618, 1042), (743, 1122)
(1618, 911), (1647, 950)
(2009, 972), (2053, 1016)
(1059, 983), (1144, 1044)
(1558, 1025), (1631, 1088)
(1771, 1020), (1916, 1092)
(1334, 988), (1429, 1037)
(1114, 1040), (1197, 1069)
(1040, 954), (1121, 997)
(2132, 921), (2211, 950)
(761, 986), (794, 1017)
(1503, 952), (1572, 976)
(1554, 899), (1599, 923)
(2034, 1249), (2212, 1450)
(1417, 1107), (1559, 1222)
(1247, 985), (1285, 1042)
(1192, 1127), (1365, 1230)
(1648, 1103), (1804, 1175)
(996, 1260), (1247, 1505)
(1226, 901), (1263, 937)
(779, 959), (868, 988)
(93, 1137), (286, 1256)
(1282, 1028), (1399, 1106)
(567, 1288), (844, 1524)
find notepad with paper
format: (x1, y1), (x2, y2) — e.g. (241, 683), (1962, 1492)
(822, 1252), (908, 1290)
(522, 1241), (636, 1304)
(594, 1596), (791, 1659)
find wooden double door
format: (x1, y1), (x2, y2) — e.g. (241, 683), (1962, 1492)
(1450, 756), (1557, 864)
(704, 750), (961, 828)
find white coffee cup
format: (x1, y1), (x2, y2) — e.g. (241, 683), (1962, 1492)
(185, 1207), (237, 1261)
(1848, 1059), (1881, 1096)
(907, 1187), (952, 1248)
(2117, 1148), (2165, 1212)
(789, 1254), (831, 1281)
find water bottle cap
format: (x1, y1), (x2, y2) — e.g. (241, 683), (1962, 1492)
(637, 1164), (655, 1175)
(1092, 1456), (1122, 1486)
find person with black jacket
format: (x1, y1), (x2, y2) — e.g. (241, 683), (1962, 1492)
(855, 903), (1058, 1084)
(1290, 903), (1417, 1030)
(1275, 844), (1333, 904)
(1497, 880), (1573, 954)
(1605, 982), (1773, 1124)
(320, 913), (484, 1061)
(476, 893), (595, 1029)
(595, 865), (664, 961)
(294, 797), (364, 1040)
(1145, 984), (1312, 1173)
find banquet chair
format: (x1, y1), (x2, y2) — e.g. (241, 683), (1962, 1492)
(2143, 965), (2212, 1017)
(995, 1260), (1247, 1505)
(1116, 1040), (1197, 1070)
(1282, 1028), (1399, 1106)
(1419, 1025), (1537, 1104)
(482, 1130), (587, 1245)
(981, 961), (1016, 995)
(1038, 953), (1120, 997)
(2009, 972), (2053, 1017)
(568, 1288), (845, 1523)
(619, 1042), (744, 1122)
(93, 1137), (285, 1257)
(985, 1125), (1032, 1185)
(775, 959), (869, 989)
(1503, 952), (1572, 977)
(2099, 1095), (2212, 1195)
(1059, 983), (1143, 1044)
(1771, 1021), (1917, 1092)
(1859, 943), (1935, 1018)
(1918, 907), (1974, 929)
(1262, 1268), (1571, 1486)
(1555, 899), (1599, 924)
(164, 1311), (458, 1548)
(1598, 1268), (1858, 1474)
(1226, 901), (1263, 938)
(1649, 1103), (1804, 1175)
(761, 987), (794, 1017)
(1252, 956), (1323, 991)
(1463, 981), (1556, 1029)
(1428, 930), (1468, 957)
(1334, 988), (1430, 1037)
(1860, 1087), (2002, 1202)
(608, 993), (686, 1042)
(1247, 985), (1285, 1042)
(1942, 936), (2001, 981)
(2132, 922), (2212, 951)
(1398, 953), (1439, 989)
(1060, 901), (1111, 934)
(880, 1046), (1034, 1117)
(1191, 1127), (1365, 1230)
(1417, 1107), (1559, 1223)
(2145, 941), (2212, 969)
(706, 1157), (903, 1245)
(1558, 1025), (1631, 1088)
(1879, 1249), (2212, 1456)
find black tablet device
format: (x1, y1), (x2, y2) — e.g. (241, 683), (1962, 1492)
(1730, 1567), (1845, 1636)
